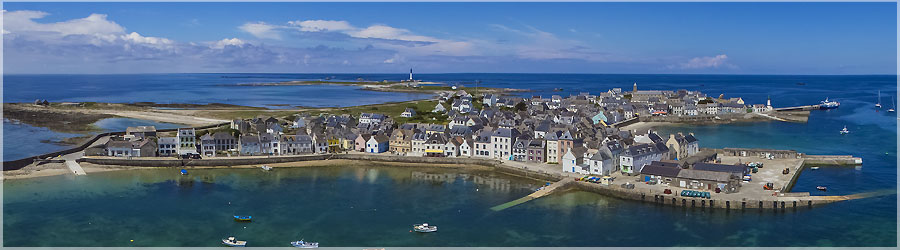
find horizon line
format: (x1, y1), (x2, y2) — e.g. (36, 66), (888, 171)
(5, 72), (898, 77)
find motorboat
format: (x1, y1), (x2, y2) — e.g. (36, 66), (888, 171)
(222, 236), (247, 247)
(810, 166), (820, 170)
(840, 126), (850, 135)
(820, 98), (840, 109)
(180, 169), (188, 175)
(291, 239), (319, 248)
(413, 223), (438, 233)
(233, 215), (252, 222)
(260, 165), (273, 171)
(816, 186), (827, 191)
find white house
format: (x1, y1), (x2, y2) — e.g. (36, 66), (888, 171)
(400, 108), (417, 118)
(491, 128), (517, 160)
(433, 103), (447, 113)
(176, 128), (196, 155)
(562, 149), (589, 174)
(459, 138), (474, 157)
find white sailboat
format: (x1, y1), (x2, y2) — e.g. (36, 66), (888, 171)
(889, 96), (895, 112)
(876, 91), (882, 108)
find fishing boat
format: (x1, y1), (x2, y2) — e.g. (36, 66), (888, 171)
(876, 91), (882, 108)
(840, 126), (850, 135)
(260, 165), (273, 171)
(413, 223), (438, 233)
(816, 186), (827, 191)
(810, 166), (820, 170)
(180, 169), (188, 175)
(233, 215), (252, 222)
(222, 236), (247, 247)
(820, 98), (840, 109)
(290, 239), (319, 248)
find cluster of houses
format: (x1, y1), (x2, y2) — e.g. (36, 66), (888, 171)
(85, 85), (757, 192)
(592, 83), (773, 124)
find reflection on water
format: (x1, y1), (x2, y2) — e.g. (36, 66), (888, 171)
(3, 164), (897, 247)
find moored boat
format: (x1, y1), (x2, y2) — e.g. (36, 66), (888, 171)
(817, 186), (828, 191)
(820, 98), (840, 109)
(260, 165), (273, 171)
(234, 215), (252, 222)
(413, 223), (437, 233)
(222, 236), (247, 247)
(180, 169), (188, 175)
(291, 239), (319, 248)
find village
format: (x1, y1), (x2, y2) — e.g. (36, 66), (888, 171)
(79, 83), (795, 196)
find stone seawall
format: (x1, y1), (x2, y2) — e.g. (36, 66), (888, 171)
(571, 181), (837, 210)
(79, 154), (503, 168)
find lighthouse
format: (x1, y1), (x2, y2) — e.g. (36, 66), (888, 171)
(409, 68), (413, 81)
(633, 82), (637, 92)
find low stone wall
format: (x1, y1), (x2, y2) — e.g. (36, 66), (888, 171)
(570, 181), (835, 210)
(78, 154), (503, 168)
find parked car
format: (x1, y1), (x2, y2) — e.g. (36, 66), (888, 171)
(664, 189), (672, 194)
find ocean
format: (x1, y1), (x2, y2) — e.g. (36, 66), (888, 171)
(2, 73), (897, 246)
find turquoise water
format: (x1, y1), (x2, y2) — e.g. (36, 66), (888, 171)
(3, 164), (896, 247)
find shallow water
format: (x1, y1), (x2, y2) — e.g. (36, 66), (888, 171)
(3, 165), (895, 247)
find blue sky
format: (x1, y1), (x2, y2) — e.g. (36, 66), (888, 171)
(3, 2), (896, 74)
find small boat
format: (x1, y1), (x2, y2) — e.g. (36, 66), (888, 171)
(234, 215), (252, 222)
(222, 236), (247, 247)
(889, 96), (895, 112)
(413, 223), (438, 233)
(840, 126), (850, 135)
(816, 186), (827, 191)
(291, 239), (319, 248)
(797, 82), (806, 85)
(820, 98), (840, 109)
(180, 169), (188, 175)
(810, 167), (820, 170)
(260, 165), (273, 171)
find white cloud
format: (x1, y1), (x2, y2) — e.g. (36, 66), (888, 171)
(383, 54), (402, 64)
(673, 54), (735, 69)
(211, 38), (246, 49)
(239, 22), (281, 40)
(4, 10), (125, 36)
(287, 20), (353, 32)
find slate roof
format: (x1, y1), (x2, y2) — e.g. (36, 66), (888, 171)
(640, 164), (681, 177)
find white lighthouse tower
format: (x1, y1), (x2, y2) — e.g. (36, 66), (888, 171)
(409, 68), (413, 81)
